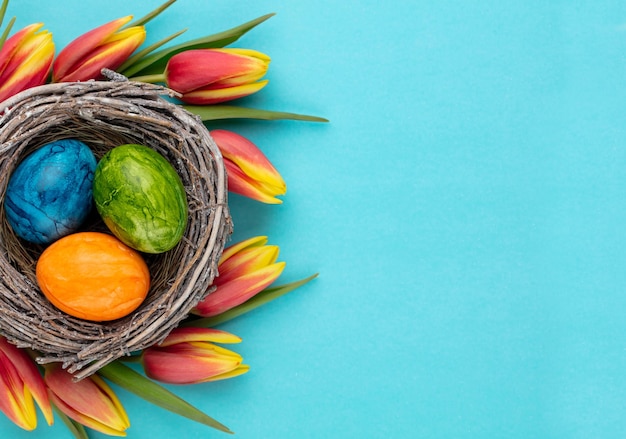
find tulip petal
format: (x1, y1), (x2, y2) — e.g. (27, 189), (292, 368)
(49, 393), (127, 437)
(0, 32), (54, 103)
(181, 79), (269, 105)
(211, 129), (285, 194)
(219, 236), (268, 264)
(0, 352), (37, 430)
(159, 328), (242, 347)
(204, 364), (250, 382)
(55, 26), (145, 82)
(224, 158), (284, 204)
(0, 23), (42, 78)
(216, 245), (280, 285)
(0, 338), (53, 426)
(195, 262), (286, 317)
(52, 16), (132, 81)
(45, 365), (129, 436)
(143, 343), (243, 384)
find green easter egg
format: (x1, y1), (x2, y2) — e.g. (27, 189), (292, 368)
(93, 144), (188, 254)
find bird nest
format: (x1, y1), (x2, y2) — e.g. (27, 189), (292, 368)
(0, 77), (232, 380)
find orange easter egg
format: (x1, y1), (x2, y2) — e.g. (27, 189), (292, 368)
(36, 232), (150, 321)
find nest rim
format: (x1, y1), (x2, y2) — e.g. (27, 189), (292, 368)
(0, 79), (232, 379)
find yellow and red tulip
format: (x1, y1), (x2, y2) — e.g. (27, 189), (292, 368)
(0, 23), (54, 103)
(163, 48), (270, 104)
(142, 327), (249, 385)
(52, 15), (145, 82)
(0, 337), (53, 431)
(193, 236), (286, 317)
(211, 129), (286, 204)
(44, 364), (130, 437)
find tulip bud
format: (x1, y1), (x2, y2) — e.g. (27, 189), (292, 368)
(45, 364), (130, 436)
(211, 129), (287, 204)
(142, 328), (249, 385)
(164, 48), (270, 104)
(52, 15), (145, 82)
(193, 236), (286, 317)
(0, 23), (54, 103)
(0, 337), (53, 430)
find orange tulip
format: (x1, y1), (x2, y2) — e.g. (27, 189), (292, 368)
(193, 236), (285, 317)
(52, 15), (145, 82)
(0, 23), (54, 103)
(0, 337), (53, 431)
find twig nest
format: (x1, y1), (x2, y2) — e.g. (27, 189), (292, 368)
(0, 79), (232, 379)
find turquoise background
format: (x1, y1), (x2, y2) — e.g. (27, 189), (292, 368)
(3, 0), (626, 438)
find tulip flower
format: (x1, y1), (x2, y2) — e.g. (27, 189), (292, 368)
(52, 15), (145, 82)
(45, 364), (130, 436)
(193, 236), (286, 317)
(132, 48), (270, 104)
(142, 327), (249, 385)
(211, 129), (287, 204)
(0, 23), (54, 103)
(0, 338), (53, 431)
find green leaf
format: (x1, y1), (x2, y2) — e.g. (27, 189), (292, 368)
(184, 273), (319, 328)
(183, 105), (329, 122)
(126, 0), (177, 28)
(53, 404), (89, 439)
(0, 0), (9, 30)
(0, 16), (14, 49)
(120, 13), (275, 77)
(99, 361), (233, 434)
(117, 28), (187, 73)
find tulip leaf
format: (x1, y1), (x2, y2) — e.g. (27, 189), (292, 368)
(120, 13), (275, 77)
(183, 105), (329, 122)
(118, 28), (188, 74)
(184, 273), (319, 328)
(126, 0), (177, 28)
(99, 361), (233, 434)
(0, 15), (14, 49)
(0, 0), (8, 30)
(53, 404), (89, 439)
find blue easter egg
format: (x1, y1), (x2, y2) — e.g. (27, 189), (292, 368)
(5, 139), (97, 244)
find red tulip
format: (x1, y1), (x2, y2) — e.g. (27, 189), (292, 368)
(211, 129), (286, 204)
(193, 236), (286, 317)
(142, 327), (249, 385)
(52, 15), (145, 82)
(164, 48), (270, 104)
(45, 364), (130, 436)
(0, 23), (54, 103)
(0, 337), (53, 431)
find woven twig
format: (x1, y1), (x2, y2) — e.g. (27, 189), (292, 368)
(0, 80), (232, 379)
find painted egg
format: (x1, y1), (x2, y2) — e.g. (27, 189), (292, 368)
(5, 139), (97, 244)
(36, 232), (150, 322)
(93, 144), (188, 254)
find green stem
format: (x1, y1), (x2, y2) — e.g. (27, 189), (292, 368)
(0, 0), (9, 30)
(183, 105), (329, 122)
(130, 73), (167, 84)
(117, 28), (187, 73)
(126, 0), (177, 28)
(99, 361), (233, 434)
(53, 404), (89, 439)
(0, 16), (15, 48)
(183, 274), (319, 328)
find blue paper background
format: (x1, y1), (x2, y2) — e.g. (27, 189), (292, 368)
(3, 0), (626, 438)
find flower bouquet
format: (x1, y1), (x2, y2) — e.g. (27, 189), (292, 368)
(0, 1), (324, 436)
